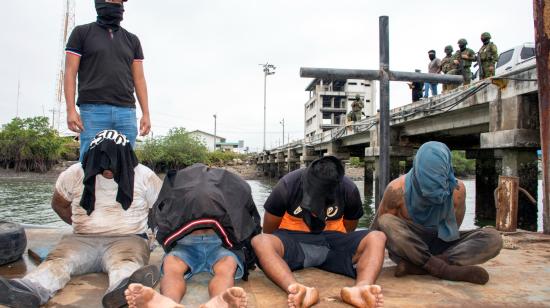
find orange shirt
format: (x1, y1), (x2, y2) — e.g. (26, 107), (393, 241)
(279, 212), (347, 233)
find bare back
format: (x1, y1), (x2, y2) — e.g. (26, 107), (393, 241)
(374, 175), (466, 228)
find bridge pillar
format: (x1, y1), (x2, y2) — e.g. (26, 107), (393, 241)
(301, 145), (317, 168)
(500, 149), (538, 231)
(469, 149), (539, 231)
(325, 142), (351, 161)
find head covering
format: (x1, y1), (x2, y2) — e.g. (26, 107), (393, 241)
(95, 0), (125, 30)
(80, 130), (138, 215)
(301, 156), (344, 233)
(404, 141), (459, 242)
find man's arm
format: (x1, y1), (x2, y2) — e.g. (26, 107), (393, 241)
(51, 189), (72, 225)
(131, 61), (151, 136)
(370, 177), (407, 229)
(262, 212), (283, 234)
(64, 53), (83, 133)
(453, 180), (466, 228)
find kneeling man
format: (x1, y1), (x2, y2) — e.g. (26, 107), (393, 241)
(374, 141), (502, 284)
(252, 156), (386, 308)
(0, 130), (162, 308)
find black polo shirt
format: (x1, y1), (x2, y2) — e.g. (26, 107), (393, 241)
(66, 22), (144, 107)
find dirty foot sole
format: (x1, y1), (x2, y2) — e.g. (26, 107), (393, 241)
(102, 265), (160, 308)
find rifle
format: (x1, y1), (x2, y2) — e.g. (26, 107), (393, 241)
(476, 52), (483, 79)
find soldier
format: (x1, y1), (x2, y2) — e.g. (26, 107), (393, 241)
(441, 45), (458, 92)
(478, 32), (499, 79)
(346, 95), (365, 122)
(452, 38), (476, 85)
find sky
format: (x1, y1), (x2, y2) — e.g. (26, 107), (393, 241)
(0, 0), (535, 152)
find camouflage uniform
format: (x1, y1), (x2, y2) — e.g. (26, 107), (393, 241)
(450, 39), (476, 85)
(347, 96), (364, 122)
(441, 45), (458, 92)
(478, 32), (499, 79)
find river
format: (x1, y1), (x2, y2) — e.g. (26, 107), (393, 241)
(0, 176), (544, 231)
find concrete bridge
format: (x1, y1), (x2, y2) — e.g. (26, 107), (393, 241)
(255, 65), (540, 230)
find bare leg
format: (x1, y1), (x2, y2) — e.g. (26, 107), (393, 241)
(160, 256), (189, 303)
(124, 283), (184, 308)
(209, 256), (237, 297)
(251, 234), (319, 308)
(341, 231), (386, 308)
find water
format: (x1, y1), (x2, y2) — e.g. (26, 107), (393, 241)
(0, 176), (544, 231)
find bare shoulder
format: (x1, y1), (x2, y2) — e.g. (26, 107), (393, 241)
(380, 176), (406, 212)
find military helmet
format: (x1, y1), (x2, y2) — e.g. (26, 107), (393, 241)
(354, 94), (361, 101)
(457, 38), (468, 45)
(444, 45), (453, 53)
(481, 32), (491, 40)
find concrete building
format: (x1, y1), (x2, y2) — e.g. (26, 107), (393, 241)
(304, 78), (376, 139)
(189, 130), (225, 152)
(189, 130), (245, 152)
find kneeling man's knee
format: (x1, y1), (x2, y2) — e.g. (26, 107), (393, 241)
(377, 213), (399, 232)
(484, 228), (503, 255)
(366, 230), (387, 245)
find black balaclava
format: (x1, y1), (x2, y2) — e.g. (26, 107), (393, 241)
(482, 38), (490, 45)
(459, 44), (466, 52)
(301, 156), (344, 233)
(95, 0), (125, 30)
(428, 50), (436, 61)
(80, 130), (138, 215)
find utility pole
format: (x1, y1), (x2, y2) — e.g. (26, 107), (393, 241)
(213, 114), (217, 151)
(260, 62), (276, 151)
(280, 118), (285, 146)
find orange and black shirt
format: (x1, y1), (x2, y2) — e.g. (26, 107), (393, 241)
(264, 169), (363, 233)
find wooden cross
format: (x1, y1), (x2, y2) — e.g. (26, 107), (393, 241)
(300, 16), (463, 205)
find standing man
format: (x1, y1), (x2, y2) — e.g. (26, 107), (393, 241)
(424, 50), (441, 98)
(408, 69), (424, 102)
(441, 45), (458, 93)
(452, 39), (476, 85)
(478, 32), (499, 79)
(65, 0), (151, 161)
(252, 156), (386, 308)
(373, 141), (502, 285)
(347, 95), (365, 122)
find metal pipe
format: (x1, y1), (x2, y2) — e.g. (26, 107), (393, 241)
(263, 72), (267, 151)
(300, 68), (463, 84)
(300, 67), (381, 80)
(378, 16), (390, 208)
(390, 71), (463, 84)
(533, 0), (550, 234)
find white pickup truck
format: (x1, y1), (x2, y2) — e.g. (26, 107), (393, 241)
(494, 42), (535, 75)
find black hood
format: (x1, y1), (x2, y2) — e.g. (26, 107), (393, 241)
(95, 0), (125, 30)
(301, 156), (344, 233)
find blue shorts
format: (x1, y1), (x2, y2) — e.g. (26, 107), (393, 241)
(163, 234), (244, 280)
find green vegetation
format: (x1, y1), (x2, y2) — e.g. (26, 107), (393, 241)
(452, 150), (476, 177)
(136, 127), (247, 173)
(349, 157), (363, 167)
(136, 127), (209, 172)
(0, 117), (70, 172)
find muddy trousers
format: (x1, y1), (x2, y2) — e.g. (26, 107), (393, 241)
(15, 234), (149, 305)
(377, 214), (502, 267)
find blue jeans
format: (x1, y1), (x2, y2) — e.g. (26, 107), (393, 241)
(162, 234), (244, 280)
(423, 83), (438, 97)
(79, 104), (137, 161)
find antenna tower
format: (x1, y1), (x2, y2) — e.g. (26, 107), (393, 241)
(54, 0), (75, 132)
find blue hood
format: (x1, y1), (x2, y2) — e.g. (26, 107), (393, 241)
(405, 141), (459, 242)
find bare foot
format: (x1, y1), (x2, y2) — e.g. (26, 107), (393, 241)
(200, 287), (248, 308)
(287, 283), (319, 308)
(341, 285), (383, 308)
(124, 283), (184, 308)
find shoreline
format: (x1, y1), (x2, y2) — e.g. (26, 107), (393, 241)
(0, 162), (479, 182)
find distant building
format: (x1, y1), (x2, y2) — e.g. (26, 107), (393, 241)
(304, 78), (377, 139)
(189, 130), (245, 152)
